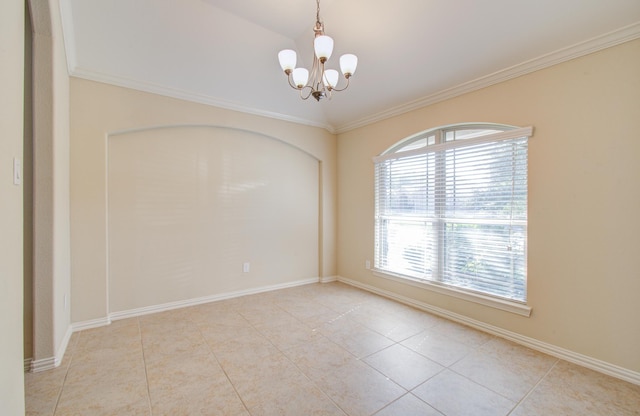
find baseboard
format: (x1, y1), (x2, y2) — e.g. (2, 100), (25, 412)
(30, 356), (57, 373)
(24, 358), (32, 372)
(71, 316), (112, 332)
(110, 277), (320, 321)
(337, 275), (640, 386)
(71, 278), (321, 329)
(320, 275), (338, 283)
(28, 323), (75, 373)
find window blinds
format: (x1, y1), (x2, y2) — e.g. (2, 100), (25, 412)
(374, 127), (532, 302)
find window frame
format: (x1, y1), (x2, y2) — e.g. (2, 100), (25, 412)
(373, 124), (533, 317)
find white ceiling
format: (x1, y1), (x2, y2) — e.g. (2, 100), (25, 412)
(59, 0), (640, 133)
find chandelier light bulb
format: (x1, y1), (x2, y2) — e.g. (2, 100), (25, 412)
(314, 35), (334, 62)
(323, 69), (339, 88)
(340, 54), (358, 77)
(278, 49), (297, 74)
(292, 68), (309, 88)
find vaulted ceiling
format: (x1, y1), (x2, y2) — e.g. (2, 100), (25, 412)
(59, 0), (640, 132)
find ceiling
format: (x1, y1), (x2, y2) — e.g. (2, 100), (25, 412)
(59, 0), (640, 133)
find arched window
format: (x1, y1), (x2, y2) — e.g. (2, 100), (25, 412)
(373, 123), (533, 308)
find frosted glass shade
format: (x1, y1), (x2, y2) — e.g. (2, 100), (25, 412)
(292, 68), (309, 88)
(314, 35), (334, 61)
(340, 54), (358, 76)
(323, 69), (339, 88)
(278, 49), (297, 73)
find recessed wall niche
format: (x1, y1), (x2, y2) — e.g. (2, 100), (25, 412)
(107, 126), (319, 313)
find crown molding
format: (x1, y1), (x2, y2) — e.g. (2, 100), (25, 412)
(63, 19), (639, 136)
(334, 21), (640, 134)
(60, 0), (336, 132)
(68, 67), (337, 134)
(58, 0), (77, 70)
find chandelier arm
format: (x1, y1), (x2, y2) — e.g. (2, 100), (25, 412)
(330, 76), (351, 92)
(299, 85), (313, 100)
(309, 55), (321, 83)
(286, 73), (301, 90)
(307, 55), (324, 94)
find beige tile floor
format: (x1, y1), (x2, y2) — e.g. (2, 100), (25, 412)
(25, 282), (640, 416)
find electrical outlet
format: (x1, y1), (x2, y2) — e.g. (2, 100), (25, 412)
(365, 260), (371, 269)
(243, 262), (250, 273)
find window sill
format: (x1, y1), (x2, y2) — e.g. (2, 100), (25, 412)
(372, 269), (532, 317)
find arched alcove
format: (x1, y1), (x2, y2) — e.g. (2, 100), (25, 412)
(107, 125), (320, 314)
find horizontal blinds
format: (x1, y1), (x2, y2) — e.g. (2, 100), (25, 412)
(374, 128), (530, 302)
(373, 126), (533, 164)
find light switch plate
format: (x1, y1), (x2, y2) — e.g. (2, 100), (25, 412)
(13, 157), (21, 185)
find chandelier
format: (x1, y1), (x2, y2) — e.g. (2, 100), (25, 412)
(277, 0), (358, 101)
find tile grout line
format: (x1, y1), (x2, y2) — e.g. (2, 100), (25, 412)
(254, 303), (351, 415)
(436, 334), (558, 414)
(137, 318), (154, 416)
(405, 333), (512, 415)
(50, 331), (79, 416)
(506, 357), (561, 415)
(331, 295), (459, 414)
(248, 299), (361, 415)
(193, 312), (253, 415)
(282, 353), (351, 416)
(286, 296), (426, 414)
(282, 299), (427, 416)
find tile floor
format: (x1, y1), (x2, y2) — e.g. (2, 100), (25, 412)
(25, 282), (640, 416)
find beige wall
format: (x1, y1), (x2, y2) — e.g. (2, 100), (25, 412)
(0, 0), (25, 413)
(30, 0), (72, 366)
(50, 0), (71, 361)
(70, 78), (337, 323)
(337, 39), (640, 373)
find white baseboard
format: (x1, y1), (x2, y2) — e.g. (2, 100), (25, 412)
(337, 275), (640, 386)
(109, 277), (320, 321)
(320, 275), (338, 283)
(71, 316), (112, 332)
(30, 356), (57, 373)
(28, 324), (75, 373)
(72, 277), (320, 328)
